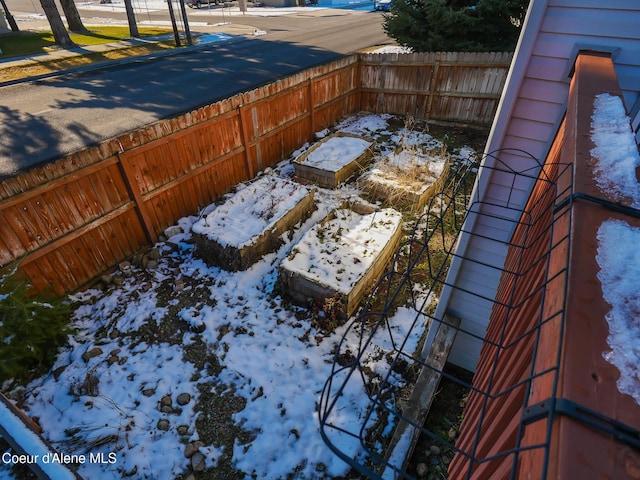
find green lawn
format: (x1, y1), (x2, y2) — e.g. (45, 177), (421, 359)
(0, 26), (172, 58)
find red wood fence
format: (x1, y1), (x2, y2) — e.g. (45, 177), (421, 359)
(0, 52), (510, 294)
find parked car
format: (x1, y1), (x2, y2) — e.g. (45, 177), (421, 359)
(374, 0), (392, 11)
(186, 0), (222, 8)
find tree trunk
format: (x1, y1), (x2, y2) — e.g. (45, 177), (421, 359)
(39, 0), (74, 47)
(123, 0), (139, 38)
(0, 0), (20, 32)
(59, 0), (87, 32)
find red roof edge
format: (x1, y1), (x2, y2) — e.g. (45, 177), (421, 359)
(451, 51), (640, 479)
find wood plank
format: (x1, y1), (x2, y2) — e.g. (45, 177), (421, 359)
(0, 158), (119, 209)
(0, 233), (21, 266)
(18, 202), (137, 268)
(382, 314), (461, 475)
(117, 152), (157, 243)
(0, 393), (82, 480)
(238, 105), (255, 178)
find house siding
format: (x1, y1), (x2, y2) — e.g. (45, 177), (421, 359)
(434, 0), (640, 371)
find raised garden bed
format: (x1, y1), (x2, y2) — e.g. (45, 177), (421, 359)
(192, 175), (315, 271)
(293, 132), (376, 188)
(359, 148), (450, 213)
(279, 204), (403, 319)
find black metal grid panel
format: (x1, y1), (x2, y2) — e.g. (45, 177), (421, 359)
(317, 150), (581, 479)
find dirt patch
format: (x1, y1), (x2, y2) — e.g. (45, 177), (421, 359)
(407, 364), (473, 479)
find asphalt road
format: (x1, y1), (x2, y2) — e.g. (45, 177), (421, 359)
(0, 2), (392, 177)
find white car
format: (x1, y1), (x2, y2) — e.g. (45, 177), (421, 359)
(374, 0), (392, 11)
(186, 0), (222, 7)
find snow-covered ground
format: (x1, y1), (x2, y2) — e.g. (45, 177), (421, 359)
(0, 113), (473, 479)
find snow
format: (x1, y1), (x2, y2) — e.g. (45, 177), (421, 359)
(282, 207), (403, 294)
(75, 0), (375, 18)
(191, 175), (312, 248)
(591, 93), (640, 209)
(591, 93), (640, 404)
(370, 46), (413, 54)
(381, 425), (414, 480)
(596, 220), (640, 405)
(0, 401), (76, 480)
(0, 113), (471, 480)
(297, 135), (374, 172)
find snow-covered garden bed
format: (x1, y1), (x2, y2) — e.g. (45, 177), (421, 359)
(359, 147), (450, 213)
(191, 175), (315, 271)
(280, 204), (403, 320)
(293, 132), (375, 188)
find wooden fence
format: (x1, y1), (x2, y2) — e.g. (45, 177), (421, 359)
(359, 51), (512, 124)
(0, 51), (511, 294)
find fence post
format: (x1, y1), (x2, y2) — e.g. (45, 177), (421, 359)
(426, 60), (440, 120)
(355, 54), (362, 113)
(308, 78), (316, 135)
(237, 104), (255, 179)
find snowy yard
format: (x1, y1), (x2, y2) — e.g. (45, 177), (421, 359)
(1, 114), (480, 480)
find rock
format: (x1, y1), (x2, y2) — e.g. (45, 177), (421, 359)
(147, 247), (161, 260)
(430, 445), (441, 456)
(82, 347), (103, 362)
(53, 364), (68, 380)
(184, 441), (203, 458)
(122, 465), (137, 477)
(176, 393), (191, 406)
(191, 451), (205, 472)
(184, 475), (195, 480)
(131, 253), (144, 267)
(157, 419), (170, 431)
(448, 427), (457, 440)
(161, 395), (172, 407)
(315, 129), (330, 140)
(101, 274), (112, 286)
(174, 278), (185, 292)
(161, 405), (173, 414)
(146, 260), (158, 270)
(142, 388), (155, 397)
(177, 425), (189, 436)
(112, 275), (124, 285)
(165, 241), (179, 252)
(107, 355), (119, 366)
(164, 226), (183, 238)
(416, 462), (428, 477)
(109, 329), (120, 340)
(118, 261), (132, 272)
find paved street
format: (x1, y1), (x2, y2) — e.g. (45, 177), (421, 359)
(0, 0), (393, 177)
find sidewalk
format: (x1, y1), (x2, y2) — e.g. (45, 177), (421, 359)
(0, 23), (260, 84)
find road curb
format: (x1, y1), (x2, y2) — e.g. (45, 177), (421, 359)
(0, 32), (253, 88)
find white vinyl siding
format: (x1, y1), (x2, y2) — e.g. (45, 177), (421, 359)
(433, 0), (640, 371)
